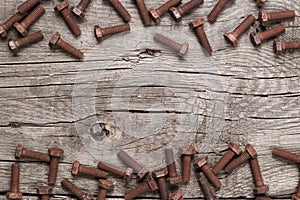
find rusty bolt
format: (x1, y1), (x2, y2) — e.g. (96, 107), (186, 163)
(55, 0), (81, 37)
(212, 141), (242, 175)
(134, 0), (151, 26)
(272, 147), (300, 163)
(250, 24), (285, 47)
(154, 33), (189, 58)
(8, 30), (44, 54)
(149, 0), (182, 24)
(207, 0), (231, 23)
(72, 160), (108, 179)
(71, 0), (92, 19)
(179, 145), (196, 183)
(124, 175), (159, 200)
(18, 0), (40, 14)
(292, 177), (300, 200)
(197, 172), (218, 200)
(0, 12), (26, 38)
(97, 161), (133, 182)
(15, 144), (50, 162)
(152, 168), (169, 200)
(6, 164), (22, 200)
(37, 186), (52, 200)
(189, 18), (212, 55)
(108, 0), (131, 22)
(97, 179), (114, 200)
(273, 39), (300, 55)
(48, 147), (64, 185)
(94, 23), (130, 42)
(256, 0), (267, 7)
(169, 0), (203, 22)
(224, 14), (256, 46)
(117, 150), (148, 180)
(14, 5), (45, 36)
(250, 157), (269, 195)
(49, 32), (84, 59)
(61, 178), (94, 200)
(169, 189), (183, 200)
(194, 156), (222, 189)
(259, 9), (295, 27)
(225, 144), (257, 173)
(165, 148), (182, 184)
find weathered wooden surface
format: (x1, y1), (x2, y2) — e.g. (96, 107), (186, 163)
(0, 0), (299, 199)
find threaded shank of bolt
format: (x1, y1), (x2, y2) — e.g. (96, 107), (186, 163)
(195, 26), (212, 55)
(268, 10), (295, 22)
(117, 150), (142, 173)
(181, 155), (192, 183)
(165, 148), (178, 177)
(212, 150), (235, 174)
(16, 30), (44, 47)
(61, 179), (85, 199)
(98, 161), (125, 177)
(61, 9), (81, 36)
(124, 182), (149, 200)
(250, 158), (264, 187)
(102, 23), (130, 37)
(180, 0), (203, 15)
(233, 14), (256, 37)
(157, 178), (169, 200)
(79, 165), (108, 178)
(11, 164), (20, 192)
(272, 147), (300, 163)
(197, 172), (217, 200)
(56, 39), (84, 59)
(21, 5), (45, 29)
(78, 0), (91, 11)
(41, 195), (49, 200)
(207, 0), (230, 23)
(2, 12), (26, 31)
(97, 188), (107, 200)
(283, 41), (300, 51)
(18, 0), (40, 14)
(201, 164), (221, 188)
(108, 0), (131, 22)
(48, 157), (59, 184)
(260, 24), (285, 41)
(135, 0), (151, 26)
(154, 33), (182, 52)
(21, 147), (50, 162)
(157, 0), (182, 16)
(225, 151), (250, 173)
(296, 177), (300, 196)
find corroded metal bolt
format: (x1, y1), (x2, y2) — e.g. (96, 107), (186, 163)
(8, 30), (44, 54)
(15, 144), (50, 162)
(6, 164), (22, 200)
(94, 23), (130, 42)
(165, 148), (182, 184)
(71, 0), (92, 18)
(108, 0), (131, 22)
(134, 0), (151, 26)
(49, 32), (84, 59)
(149, 0), (182, 24)
(72, 160), (108, 179)
(292, 177), (300, 200)
(61, 178), (94, 200)
(55, 0), (81, 37)
(250, 157), (269, 194)
(250, 24), (285, 47)
(18, 0), (40, 14)
(169, 189), (183, 200)
(224, 14), (256, 46)
(169, 0), (203, 22)
(48, 147), (64, 185)
(14, 5), (45, 36)
(197, 172), (218, 200)
(97, 179), (114, 200)
(256, 0), (266, 7)
(207, 0), (231, 23)
(97, 161), (133, 182)
(180, 145), (196, 183)
(189, 18), (212, 55)
(152, 168), (169, 200)
(272, 147), (300, 163)
(259, 9), (295, 27)
(117, 150), (148, 180)
(225, 144), (257, 173)
(37, 186), (52, 200)
(124, 175), (159, 200)
(273, 39), (300, 55)
(0, 12), (27, 38)
(154, 33), (189, 58)
(194, 156), (222, 189)
(212, 141), (242, 175)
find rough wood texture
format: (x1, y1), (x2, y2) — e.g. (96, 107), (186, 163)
(0, 0), (299, 199)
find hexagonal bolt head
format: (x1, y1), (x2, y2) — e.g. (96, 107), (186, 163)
(147, 175), (159, 191)
(250, 32), (262, 47)
(137, 167), (149, 180)
(259, 10), (269, 26)
(124, 168), (133, 182)
(228, 141), (242, 155)
(152, 168), (168, 178)
(14, 22), (27, 36)
(189, 18), (204, 29)
(254, 185), (269, 195)
(94, 25), (104, 42)
(256, 0), (266, 7)
(99, 179), (114, 190)
(193, 156), (207, 168)
(71, 160), (81, 175)
(178, 42), (189, 58)
(180, 146), (196, 155)
(0, 25), (8, 38)
(8, 40), (19, 54)
(37, 186), (53, 195)
(82, 193), (94, 200)
(71, 7), (85, 18)
(149, 8), (160, 23)
(170, 189), (183, 200)
(6, 192), (22, 200)
(15, 144), (24, 158)
(224, 32), (238, 46)
(245, 144), (257, 158)
(49, 32), (61, 47)
(48, 148), (64, 157)
(273, 39), (283, 55)
(169, 7), (182, 22)
(54, 0), (69, 13)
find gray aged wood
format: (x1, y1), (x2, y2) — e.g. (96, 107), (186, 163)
(0, 0), (299, 199)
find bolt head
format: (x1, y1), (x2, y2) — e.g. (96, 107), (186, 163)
(169, 7), (182, 22)
(170, 189), (183, 200)
(0, 25), (7, 38)
(54, 0), (69, 13)
(14, 22), (27, 37)
(137, 166), (149, 180)
(273, 39), (283, 55)
(124, 168), (133, 182)
(71, 7), (85, 19)
(94, 25), (104, 42)
(224, 32), (238, 46)
(245, 144), (257, 158)
(152, 167), (168, 178)
(49, 32), (61, 47)
(15, 144), (24, 158)
(179, 145), (196, 155)
(99, 179), (114, 190)
(48, 147), (64, 157)
(178, 42), (189, 58)
(189, 18), (205, 29)
(193, 156), (207, 168)
(6, 192), (22, 200)
(250, 32), (262, 47)
(149, 8), (160, 24)
(259, 9), (269, 27)
(82, 193), (94, 200)
(292, 194), (300, 200)
(37, 186), (53, 195)
(253, 185), (269, 195)
(146, 175), (159, 191)
(256, 0), (267, 7)
(8, 40), (19, 54)
(167, 176), (182, 184)
(71, 160), (80, 175)
(228, 141), (242, 155)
